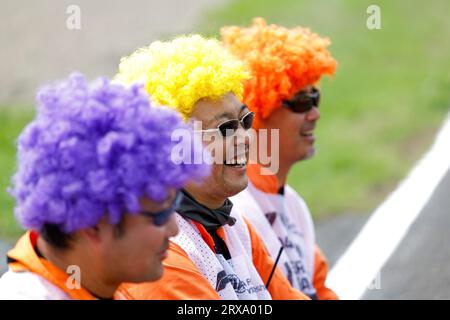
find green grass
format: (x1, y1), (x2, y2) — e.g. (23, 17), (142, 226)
(195, 0), (450, 218)
(0, 108), (34, 238)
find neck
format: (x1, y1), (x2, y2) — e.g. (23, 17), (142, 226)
(275, 162), (291, 188)
(255, 156), (292, 190)
(255, 133), (293, 189)
(184, 185), (227, 209)
(37, 237), (116, 299)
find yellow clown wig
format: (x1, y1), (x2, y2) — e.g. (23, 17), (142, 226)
(221, 18), (337, 125)
(115, 35), (249, 119)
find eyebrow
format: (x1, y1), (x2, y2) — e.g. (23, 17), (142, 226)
(214, 105), (248, 121)
(238, 104), (248, 116)
(214, 112), (235, 121)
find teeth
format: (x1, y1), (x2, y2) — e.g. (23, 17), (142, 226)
(225, 157), (247, 166)
(236, 157), (247, 165)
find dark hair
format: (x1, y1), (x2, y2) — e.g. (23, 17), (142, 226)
(40, 224), (73, 250)
(112, 217), (126, 239)
(40, 217), (127, 250)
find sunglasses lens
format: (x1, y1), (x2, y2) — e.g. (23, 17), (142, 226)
(153, 214), (170, 226)
(219, 120), (239, 137)
(148, 192), (181, 226)
(312, 88), (320, 107)
(292, 100), (313, 113)
(242, 112), (255, 130)
(285, 88), (320, 113)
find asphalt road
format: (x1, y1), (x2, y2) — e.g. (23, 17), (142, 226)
(0, 241), (12, 276)
(315, 167), (450, 300)
(361, 168), (450, 299)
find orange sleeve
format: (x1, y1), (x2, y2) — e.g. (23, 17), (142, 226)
(313, 245), (339, 300)
(244, 218), (310, 300)
(118, 241), (220, 300)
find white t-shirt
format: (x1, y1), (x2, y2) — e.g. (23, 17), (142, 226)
(231, 180), (317, 297)
(0, 270), (70, 300)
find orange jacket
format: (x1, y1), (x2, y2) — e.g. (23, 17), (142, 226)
(119, 219), (310, 300)
(5, 231), (132, 300)
(313, 245), (338, 300)
(5, 232), (96, 300)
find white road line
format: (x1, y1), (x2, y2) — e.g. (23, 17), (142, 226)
(326, 113), (450, 300)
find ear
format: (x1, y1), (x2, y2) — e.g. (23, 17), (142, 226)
(80, 225), (103, 244)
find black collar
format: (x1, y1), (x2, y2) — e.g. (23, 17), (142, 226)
(177, 190), (236, 231)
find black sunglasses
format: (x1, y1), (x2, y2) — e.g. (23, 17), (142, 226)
(202, 111), (255, 137)
(283, 87), (320, 113)
(140, 191), (182, 226)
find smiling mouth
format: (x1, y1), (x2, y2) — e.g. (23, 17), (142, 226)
(300, 128), (315, 137)
(159, 242), (169, 254)
(223, 155), (248, 168)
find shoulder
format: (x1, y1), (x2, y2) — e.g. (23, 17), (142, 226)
(230, 188), (266, 225)
(284, 185), (308, 205)
(165, 241), (205, 273)
(0, 270), (70, 300)
(122, 241), (220, 300)
(284, 185), (313, 216)
(230, 188), (261, 210)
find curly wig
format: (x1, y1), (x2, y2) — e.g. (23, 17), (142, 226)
(221, 17), (337, 125)
(10, 73), (210, 233)
(114, 34), (250, 119)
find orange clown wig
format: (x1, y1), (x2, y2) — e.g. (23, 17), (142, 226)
(221, 17), (337, 126)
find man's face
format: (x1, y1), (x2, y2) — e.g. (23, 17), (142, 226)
(190, 93), (251, 199)
(261, 85), (321, 164)
(96, 190), (179, 285)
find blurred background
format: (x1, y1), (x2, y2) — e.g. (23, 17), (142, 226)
(1, 0), (449, 298)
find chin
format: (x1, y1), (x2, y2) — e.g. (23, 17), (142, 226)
(233, 180), (249, 194)
(133, 262), (164, 283)
(145, 267), (164, 282)
(298, 147), (316, 161)
(224, 179), (248, 197)
(220, 167), (248, 195)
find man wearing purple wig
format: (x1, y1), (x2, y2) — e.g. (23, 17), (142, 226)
(0, 73), (209, 300)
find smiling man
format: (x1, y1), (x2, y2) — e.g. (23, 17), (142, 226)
(222, 18), (339, 299)
(0, 73), (208, 299)
(114, 35), (309, 300)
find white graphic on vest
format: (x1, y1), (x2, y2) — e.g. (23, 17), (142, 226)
(264, 209), (313, 295)
(277, 209), (305, 238)
(265, 211), (277, 226)
(215, 271), (266, 294)
(280, 236), (313, 292)
(278, 210), (294, 230)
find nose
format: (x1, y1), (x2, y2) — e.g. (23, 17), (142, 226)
(233, 126), (252, 147)
(165, 213), (179, 237)
(306, 106), (320, 122)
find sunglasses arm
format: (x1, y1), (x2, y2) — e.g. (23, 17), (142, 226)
(196, 129), (220, 134)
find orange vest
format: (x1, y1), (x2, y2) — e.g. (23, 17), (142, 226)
(6, 231), (132, 300)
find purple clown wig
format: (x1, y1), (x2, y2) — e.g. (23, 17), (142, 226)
(10, 73), (210, 233)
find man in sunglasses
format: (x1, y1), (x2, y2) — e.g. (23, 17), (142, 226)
(115, 35), (309, 300)
(222, 18), (339, 299)
(0, 73), (208, 299)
